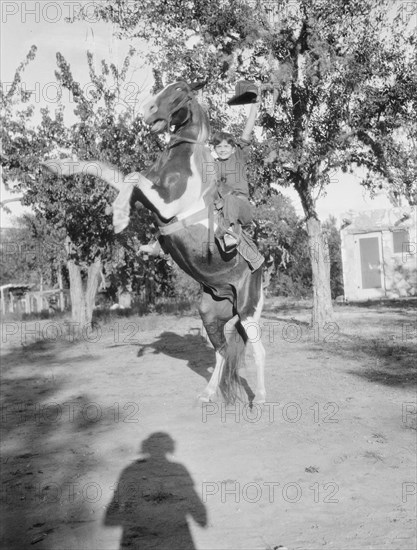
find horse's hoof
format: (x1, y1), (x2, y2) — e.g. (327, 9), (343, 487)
(254, 394), (266, 405)
(198, 393), (214, 403)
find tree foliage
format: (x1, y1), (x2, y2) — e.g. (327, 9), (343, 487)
(87, 0), (415, 322)
(0, 214), (65, 289)
(253, 192), (311, 297)
(90, 0), (416, 206)
(3, 2), (414, 323)
(1, 45), (175, 322)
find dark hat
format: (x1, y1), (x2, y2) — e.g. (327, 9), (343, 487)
(227, 80), (259, 106)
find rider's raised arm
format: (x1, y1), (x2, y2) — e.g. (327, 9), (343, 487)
(241, 101), (260, 143)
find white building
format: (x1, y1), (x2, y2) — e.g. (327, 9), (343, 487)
(340, 207), (416, 301)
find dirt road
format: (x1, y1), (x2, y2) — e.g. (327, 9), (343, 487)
(1, 299), (416, 549)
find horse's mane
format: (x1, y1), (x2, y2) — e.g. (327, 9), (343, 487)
(189, 98), (217, 197)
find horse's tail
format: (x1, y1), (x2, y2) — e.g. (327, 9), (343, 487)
(219, 316), (247, 404)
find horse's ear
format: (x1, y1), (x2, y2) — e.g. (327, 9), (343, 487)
(189, 80), (207, 91)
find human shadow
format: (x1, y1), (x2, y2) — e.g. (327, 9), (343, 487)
(104, 432), (207, 549)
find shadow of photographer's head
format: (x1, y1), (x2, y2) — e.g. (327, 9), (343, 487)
(140, 431), (175, 458)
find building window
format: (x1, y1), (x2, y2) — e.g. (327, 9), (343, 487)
(393, 230), (409, 254)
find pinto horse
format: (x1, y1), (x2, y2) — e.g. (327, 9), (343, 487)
(43, 81), (266, 404)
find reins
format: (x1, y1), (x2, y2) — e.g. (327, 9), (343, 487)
(167, 135), (205, 148)
(164, 93), (193, 139)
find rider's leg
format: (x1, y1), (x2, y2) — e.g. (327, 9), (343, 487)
(221, 195), (252, 248)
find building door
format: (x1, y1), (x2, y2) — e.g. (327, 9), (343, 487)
(359, 235), (382, 289)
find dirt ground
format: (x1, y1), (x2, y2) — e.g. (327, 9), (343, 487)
(1, 298), (416, 550)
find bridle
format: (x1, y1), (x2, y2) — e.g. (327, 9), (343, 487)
(163, 91), (206, 148)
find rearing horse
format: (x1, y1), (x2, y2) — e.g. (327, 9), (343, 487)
(43, 81), (266, 404)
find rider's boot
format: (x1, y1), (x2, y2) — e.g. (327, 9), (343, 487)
(139, 240), (162, 256)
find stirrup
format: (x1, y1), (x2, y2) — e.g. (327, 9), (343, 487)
(224, 227), (241, 248)
(223, 233), (238, 250)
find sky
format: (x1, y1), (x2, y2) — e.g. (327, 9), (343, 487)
(1, 0), (408, 228)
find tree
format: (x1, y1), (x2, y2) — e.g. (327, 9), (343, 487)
(323, 216), (343, 299)
(0, 224), (39, 287)
(1, 46), (167, 329)
(89, 0), (416, 325)
(0, 214), (67, 293)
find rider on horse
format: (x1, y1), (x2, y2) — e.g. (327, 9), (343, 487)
(212, 106), (259, 251)
(141, 81), (260, 256)
(42, 80), (266, 403)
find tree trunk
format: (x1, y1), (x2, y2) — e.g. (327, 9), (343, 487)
(306, 216), (334, 327)
(57, 266), (65, 312)
(67, 257), (102, 333)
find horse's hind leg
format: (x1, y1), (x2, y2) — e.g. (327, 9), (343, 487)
(198, 290), (234, 401)
(239, 275), (266, 404)
(240, 327), (265, 402)
(199, 350), (224, 402)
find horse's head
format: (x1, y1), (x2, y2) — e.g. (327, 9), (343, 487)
(142, 80), (216, 218)
(143, 80), (208, 140)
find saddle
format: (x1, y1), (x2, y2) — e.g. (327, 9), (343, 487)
(113, 182), (264, 272)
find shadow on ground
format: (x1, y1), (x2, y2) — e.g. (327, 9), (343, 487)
(137, 331), (215, 383)
(0, 338), (99, 549)
(342, 298), (417, 311)
(339, 336), (416, 388)
(104, 432), (207, 549)
(136, 331), (256, 402)
(263, 302), (416, 389)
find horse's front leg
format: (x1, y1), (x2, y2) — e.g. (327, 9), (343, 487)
(42, 159), (124, 191)
(124, 172), (182, 221)
(241, 290), (266, 404)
